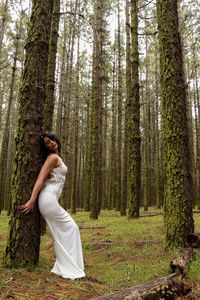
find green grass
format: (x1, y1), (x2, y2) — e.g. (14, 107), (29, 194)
(188, 251), (200, 279)
(0, 209), (200, 299)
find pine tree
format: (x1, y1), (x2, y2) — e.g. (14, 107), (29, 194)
(4, 0), (52, 267)
(128, 0), (141, 218)
(156, 0), (194, 248)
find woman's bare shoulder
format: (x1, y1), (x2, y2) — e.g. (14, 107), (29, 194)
(45, 153), (60, 165)
(46, 153), (59, 159)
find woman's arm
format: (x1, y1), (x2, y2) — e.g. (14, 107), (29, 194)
(20, 154), (59, 214)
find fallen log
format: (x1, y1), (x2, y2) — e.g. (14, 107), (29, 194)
(90, 274), (191, 300)
(140, 213), (162, 217)
(91, 234), (197, 300)
(193, 210), (200, 214)
(187, 232), (200, 248)
(170, 246), (193, 274)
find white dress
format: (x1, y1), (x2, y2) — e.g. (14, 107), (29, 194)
(38, 156), (85, 279)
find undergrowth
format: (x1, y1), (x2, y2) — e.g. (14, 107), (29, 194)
(0, 209), (200, 299)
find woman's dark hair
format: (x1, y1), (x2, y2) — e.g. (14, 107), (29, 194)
(40, 133), (61, 162)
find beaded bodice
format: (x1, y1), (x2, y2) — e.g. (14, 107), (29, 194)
(45, 157), (68, 186)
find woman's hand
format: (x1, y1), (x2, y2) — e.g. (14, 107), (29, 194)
(20, 199), (35, 215)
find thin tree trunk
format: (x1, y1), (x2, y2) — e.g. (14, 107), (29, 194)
(0, 34), (19, 212)
(0, 0), (9, 130)
(71, 7), (80, 214)
(128, 0), (141, 218)
(90, 0), (103, 219)
(55, 18), (67, 138)
(109, 48), (117, 210)
(83, 89), (92, 211)
(121, 0), (130, 216)
(116, 0), (122, 212)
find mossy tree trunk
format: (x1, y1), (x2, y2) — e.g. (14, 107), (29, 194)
(116, 0), (122, 212)
(191, 44), (200, 208)
(121, 0), (130, 216)
(90, 0), (103, 219)
(185, 60), (195, 209)
(179, 7), (196, 211)
(0, 32), (19, 213)
(83, 92), (92, 211)
(3, 0), (52, 267)
(62, 0), (78, 209)
(143, 43), (150, 211)
(156, 0), (194, 248)
(128, 0), (141, 218)
(109, 50), (117, 210)
(193, 78), (199, 206)
(143, 13), (151, 210)
(71, 6), (80, 214)
(44, 0), (60, 132)
(102, 91), (108, 209)
(0, 0), (9, 130)
(0, 0), (8, 61)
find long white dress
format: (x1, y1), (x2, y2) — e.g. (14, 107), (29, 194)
(38, 156), (85, 279)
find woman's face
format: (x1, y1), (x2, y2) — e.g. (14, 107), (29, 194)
(43, 136), (58, 152)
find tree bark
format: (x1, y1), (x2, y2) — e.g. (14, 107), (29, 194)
(44, 0), (60, 132)
(90, 0), (103, 219)
(71, 6), (80, 213)
(156, 0), (194, 248)
(128, 0), (141, 218)
(91, 274), (191, 300)
(3, 0), (52, 267)
(116, 0), (122, 212)
(0, 32), (19, 212)
(170, 246), (193, 274)
(0, 0), (9, 130)
(121, 0), (130, 216)
(109, 48), (117, 210)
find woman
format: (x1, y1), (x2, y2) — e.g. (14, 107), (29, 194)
(20, 133), (85, 279)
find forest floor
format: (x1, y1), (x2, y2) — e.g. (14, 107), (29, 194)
(0, 209), (200, 300)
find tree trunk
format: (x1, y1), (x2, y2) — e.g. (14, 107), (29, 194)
(128, 0), (141, 218)
(116, 0), (122, 212)
(0, 0), (9, 130)
(121, 0), (130, 216)
(0, 33), (19, 212)
(62, 0), (78, 209)
(90, 0), (103, 219)
(83, 91), (92, 211)
(3, 0), (52, 267)
(55, 18), (67, 138)
(44, 0), (60, 132)
(154, 39), (163, 208)
(156, 0), (194, 248)
(71, 7), (80, 214)
(91, 274), (190, 300)
(109, 49), (117, 210)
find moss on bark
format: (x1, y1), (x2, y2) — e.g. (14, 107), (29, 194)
(156, 0), (194, 248)
(3, 0), (52, 267)
(128, 0), (141, 218)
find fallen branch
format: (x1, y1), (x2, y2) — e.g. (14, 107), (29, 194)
(79, 226), (106, 230)
(90, 235), (198, 299)
(90, 274), (191, 300)
(170, 246), (193, 274)
(3, 276), (15, 284)
(140, 213), (162, 217)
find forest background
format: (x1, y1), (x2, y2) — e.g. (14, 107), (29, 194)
(0, 0), (200, 298)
